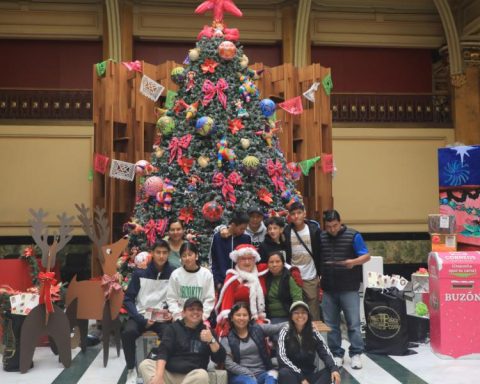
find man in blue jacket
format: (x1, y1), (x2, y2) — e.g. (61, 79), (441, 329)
(209, 210), (251, 290)
(122, 240), (176, 382)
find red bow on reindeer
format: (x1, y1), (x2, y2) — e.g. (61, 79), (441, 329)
(144, 218), (169, 246)
(38, 271), (57, 313)
(168, 134), (192, 164)
(101, 273), (122, 299)
(202, 79), (228, 108)
(266, 159), (286, 192)
(212, 171), (243, 204)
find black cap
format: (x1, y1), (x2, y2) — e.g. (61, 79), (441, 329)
(183, 297), (203, 310)
(248, 206), (263, 215)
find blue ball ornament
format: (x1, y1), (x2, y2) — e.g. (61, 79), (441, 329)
(195, 116), (214, 136)
(440, 198), (449, 205)
(259, 98), (276, 117)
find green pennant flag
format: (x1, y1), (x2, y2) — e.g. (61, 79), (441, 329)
(96, 60), (108, 77)
(299, 156), (321, 176)
(322, 73), (333, 96)
(165, 90), (178, 109)
(88, 168), (94, 181)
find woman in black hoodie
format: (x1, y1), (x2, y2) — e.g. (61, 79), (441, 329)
(277, 301), (341, 384)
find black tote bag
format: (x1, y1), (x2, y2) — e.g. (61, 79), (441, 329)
(364, 287), (410, 355)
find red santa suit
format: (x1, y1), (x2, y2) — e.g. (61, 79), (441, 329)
(214, 244), (268, 333)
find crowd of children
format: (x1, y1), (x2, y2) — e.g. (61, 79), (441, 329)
(122, 204), (370, 384)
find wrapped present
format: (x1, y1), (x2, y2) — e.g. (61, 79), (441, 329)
(428, 214), (456, 234)
(431, 234), (457, 252)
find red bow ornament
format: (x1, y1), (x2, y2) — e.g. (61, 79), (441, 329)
(266, 159), (286, 192)
(168, 134), (192, 164)
(144, 218), (169, 246)
(39, 271), (57, 313)
(202, 78), (228, 109)
(212, 171), (242, 204)
(101, 273), (122, 299)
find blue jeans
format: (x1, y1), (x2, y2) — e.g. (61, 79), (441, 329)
(321, 290), (364, 357)
(229, 371), (277, 384)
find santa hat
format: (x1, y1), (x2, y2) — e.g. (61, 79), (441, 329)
(229, 244), (260, 263)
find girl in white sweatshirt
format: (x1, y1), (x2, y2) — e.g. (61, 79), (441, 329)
(166, 242), (215, 322)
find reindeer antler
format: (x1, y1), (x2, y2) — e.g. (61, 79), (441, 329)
(50, 212), (74, 265)
(28, 208), (50, 266)
(75, 203), (110, 264)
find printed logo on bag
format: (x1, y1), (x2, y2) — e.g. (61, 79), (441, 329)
(367, 306), (401, 339)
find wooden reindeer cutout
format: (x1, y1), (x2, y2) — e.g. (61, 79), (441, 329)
(65, 204), (128, 367)
(19, 209), (73, 373)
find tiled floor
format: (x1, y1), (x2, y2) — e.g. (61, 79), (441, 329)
(1, 341), (480, 384)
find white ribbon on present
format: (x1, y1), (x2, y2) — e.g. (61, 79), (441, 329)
(140, 74), (165, 102)
(302, 82), (320, 102)
(109, 159), (136, 181)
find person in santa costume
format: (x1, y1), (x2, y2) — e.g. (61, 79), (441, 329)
(215, 244), (268, 336)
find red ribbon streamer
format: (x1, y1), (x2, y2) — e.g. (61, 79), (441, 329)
(168, 134), (192, 164)
(39, 271), (57, 313)
(266, 159), (286, 192)
(101, 273), (122, 299)
(144, 218), (169, 246)
(202, 79), (228, 109)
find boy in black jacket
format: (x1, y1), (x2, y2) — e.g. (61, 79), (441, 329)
(138, 297), (226, 384)
(122, 240), (176, 382)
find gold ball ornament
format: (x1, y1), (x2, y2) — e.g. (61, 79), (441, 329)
(189, 48), (200, 61)
(240, 138), (250, 149)
(155, 147), (165, 158)
(242, 155), (260, 168)
(198, 155), (210, 168)
(239, 55), (249, 69)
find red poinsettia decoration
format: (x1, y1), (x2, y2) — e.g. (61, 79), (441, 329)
(201, 58), (219, 74)
(228, 118), (244, 134)
(257, 188), (273, 205)
(23, 246), (35, 258)
(178, 157), (195, 174)
(179, 207), (194, 224)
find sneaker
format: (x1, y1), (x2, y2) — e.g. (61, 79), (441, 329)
(126, 369), (138, 384)
(351, 354), (363, 369)
(334, 356), (344, 367)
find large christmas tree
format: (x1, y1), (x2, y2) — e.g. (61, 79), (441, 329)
(127, 0), (302, 260)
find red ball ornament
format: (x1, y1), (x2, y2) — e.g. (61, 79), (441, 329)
(143, 176), (164, 197)
(202, 200), (224, 222)
(218, 41), (237, 61)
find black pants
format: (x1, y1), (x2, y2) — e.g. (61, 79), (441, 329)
(278, 367), (332, 384)
(121, 318), (168, 369)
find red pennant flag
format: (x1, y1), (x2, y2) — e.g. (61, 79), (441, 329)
(278, 96), (303, 115)
(321, 153), (334, 174)
(94, 154), (109, 174)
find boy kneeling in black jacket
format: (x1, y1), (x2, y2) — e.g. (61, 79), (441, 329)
(138, 297), (226, 384)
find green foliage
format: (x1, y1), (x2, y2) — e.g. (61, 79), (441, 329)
(366, 240), (431, 264)
(128, 32), (299, 260)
